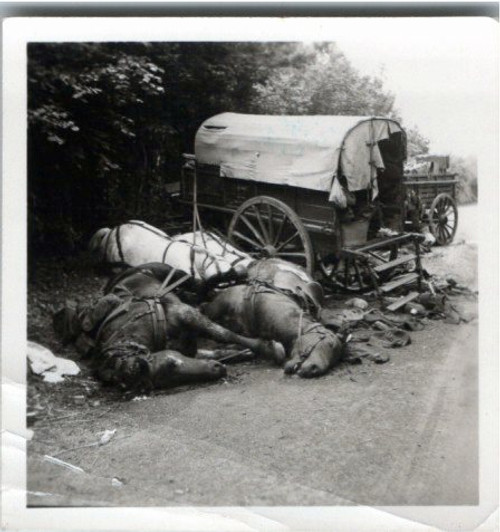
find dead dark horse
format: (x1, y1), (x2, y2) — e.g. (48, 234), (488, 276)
(103, 262), (245, 304)
(204, 259), (343, 378)
(53, 265), (285, 392)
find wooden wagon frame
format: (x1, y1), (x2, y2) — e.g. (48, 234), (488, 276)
(178, 113), (458, 295)
(403, 154), (459, 245)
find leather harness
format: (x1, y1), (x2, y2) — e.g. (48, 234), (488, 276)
(242, 279), (331, 360)
(95, 297), (169, 354)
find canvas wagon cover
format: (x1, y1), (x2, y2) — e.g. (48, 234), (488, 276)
(195, 113), (404, 202)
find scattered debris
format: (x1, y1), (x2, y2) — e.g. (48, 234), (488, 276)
(98, 429), (116, 445)
(344, 344), (390, 365)
(53, 429), (118, 457)
(44, 455), (84, 473)
(131, 395), (150, 402)
(368, 329), (411, 349)
(197, 347), (255, 364)
(404, 302), (426, 315)
(345, 297), (369, 311)
(28, 341), (80, 383)
(377, 227), (399, 237)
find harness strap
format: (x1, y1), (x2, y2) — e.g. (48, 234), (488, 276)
(189, 246), (196, 278)
(243, 283), (259, 336)
(96, 298), (169, 354)
(229, 255), (248, 268)
(151, 298), (167, 352)
(295, 322), (330, 360)
(207, 230), (249, 263)
(161, 239), (176, 264)
(157, 272), (192, 298)
(95, 299), (132, 346)
(245, 279), (319, 317)
(116, 225), (125, 264)
(175, 237), (223, 279)
(126, 220), (171, 240)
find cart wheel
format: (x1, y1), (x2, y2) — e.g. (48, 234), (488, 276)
(428, 193), (458, 245)
(228, 196), (314, 274)
(318, 254), (374, 293)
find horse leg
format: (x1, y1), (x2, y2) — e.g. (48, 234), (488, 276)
(167, 303), (285, 364)
(177, 328), (199, 357)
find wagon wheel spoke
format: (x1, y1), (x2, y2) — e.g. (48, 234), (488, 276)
(444, 219), (455, 232)
(275, 231), (300, 252)
(442, 224), (451, 239)
(266, 203), (274, 243)
(231, 230), (263, 251)
(429, 193), (458, 246)
(239, 214), (267, 247)
(276, 252), (308, 260)
(442, 225), (452, 242)
(272, 213), (287, 247)
(252, 204), (271, 244)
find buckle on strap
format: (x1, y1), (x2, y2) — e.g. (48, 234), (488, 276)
(152, 298), (167, 352)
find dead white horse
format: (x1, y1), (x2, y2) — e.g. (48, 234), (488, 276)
(174, 230), (255, 272)
(88, 221), (241, 282)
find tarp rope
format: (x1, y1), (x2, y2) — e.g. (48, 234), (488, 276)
(191, 164), (208, 251)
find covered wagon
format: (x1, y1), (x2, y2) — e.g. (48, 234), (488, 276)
(180, 112), (425, 294)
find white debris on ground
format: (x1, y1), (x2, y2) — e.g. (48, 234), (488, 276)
(98, 429), (117, 445)
(28, 341), (80, 383)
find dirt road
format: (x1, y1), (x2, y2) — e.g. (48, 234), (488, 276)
(26, 206), (480, 510)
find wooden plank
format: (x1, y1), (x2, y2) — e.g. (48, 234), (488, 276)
(404, 179), (459, 186)
(373, 254), (416, 273)
(355, 234), (414, 252)
(380, 272), (419, 293)
(385, 291), (420, 312)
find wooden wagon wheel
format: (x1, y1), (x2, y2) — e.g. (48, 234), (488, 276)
(228, 196), (314, 274)
(428, 193), (458, 245)
(318, 253), (376, 293)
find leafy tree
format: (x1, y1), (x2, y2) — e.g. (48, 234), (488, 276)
(28, 43), (170, 254)
(251, 43), (395, 116)
(405, 126), (431, 158)
(450, 155), (477, 204)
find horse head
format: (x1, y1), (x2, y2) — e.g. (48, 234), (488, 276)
(88, 227), (111, 256)
(284, 325), (343, 378)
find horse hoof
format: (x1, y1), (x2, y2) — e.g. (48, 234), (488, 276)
(297, 363), (322, 379)
(270, 341), (286, 365)
(284, 360), (300, 375)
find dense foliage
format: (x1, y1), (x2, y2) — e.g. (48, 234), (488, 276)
(28, 42), (442, 256)
(450, 155), (478, 204)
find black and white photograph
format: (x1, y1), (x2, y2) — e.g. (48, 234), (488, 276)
(1, 14), (498, 532)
